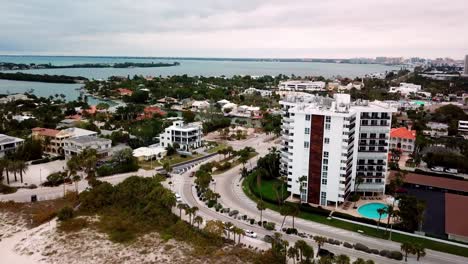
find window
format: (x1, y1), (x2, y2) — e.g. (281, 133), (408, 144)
(322, 179), (327, 185)
(375, 179), (382, 183)
(324, 151), (329, 158)
(320, 192), (327, 206)
(323, 159), (328, 165)
(304, 141), (310, 148)
(360, 133), (367, 138)
(305, 127), (310, 134)
(370, 133), (376, 138)
(324, 138), (330, 144)
(325, 124), (331, 130)
(322, 165), (328, 171)
(366, 179), (373, 183)
(322, 172), (327, 178)
(325, 116), (331, 123)
(305, 115), (311, 121)
(361, 120), (368, 126)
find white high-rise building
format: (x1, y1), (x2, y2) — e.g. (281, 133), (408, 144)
(280, 94), (396, 207)
(464, 55), (468, 76)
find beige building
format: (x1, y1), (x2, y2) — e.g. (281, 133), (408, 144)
(32, 127), (98, 155)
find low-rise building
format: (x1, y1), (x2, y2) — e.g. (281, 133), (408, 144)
(0, 134), (24, 157)
(32, 127), (98, 155)
(389, 83), (422, 96)
(191, 100), (210, 111)
(279, 80), (326, 92)
(458, 120), (468, 134)
(423, 122), (449, 138)
(159, 121), (202, 151)
(0, 94), (31, 104)
(116, 88), (133, 96)
(243, 87), (272, 97)
(63, 136), (112, 159)
(390, 127), (416, 153)
(133, 145), (167, 161)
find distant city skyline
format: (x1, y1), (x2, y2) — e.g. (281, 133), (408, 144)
(2, 0), (468, 58)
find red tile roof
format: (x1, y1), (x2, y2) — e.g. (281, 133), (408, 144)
(445, 193), (468, 237)
(32, 127), (60, 137)
(116, 88), (133, 96)
(389, 171), (468, 193)
(144, 106), (166, 116)
(391, 127), (416, 140)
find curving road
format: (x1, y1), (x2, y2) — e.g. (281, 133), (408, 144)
(174, 134), (468, 264)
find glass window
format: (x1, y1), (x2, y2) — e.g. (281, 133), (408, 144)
(324, 138), (330, 144)
(322, 179), (327, 185)
(304, 141), (310, 148)
(305, 127), (310, 134)
(324, 151), (329, 158)
(325, 124), (331, 130)
(325, 116), (331, 123)
(305, 115), (311, 121)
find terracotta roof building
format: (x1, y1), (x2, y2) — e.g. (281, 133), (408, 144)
(137, 106), (166, 120)
(445, 193), (468, 242)
(116, 88), (133, 96)
(390, 127), (416, 152)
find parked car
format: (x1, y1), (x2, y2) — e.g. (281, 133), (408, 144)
(430, 166), (444, 172)
(444, 168), (458, 174)
(228, 210), (239, 217)
(176, 197), (183, 203)
(318, 249), (334, 258)
(244, 230), (257, 238)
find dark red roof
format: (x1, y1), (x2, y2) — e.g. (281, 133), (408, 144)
(445, 193), (468, 237)
(389, 171), (468, 193)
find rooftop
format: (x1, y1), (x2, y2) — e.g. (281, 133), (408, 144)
(389, 171), (468, 193)
(32, 127), (60, 137)
(65, 135), (111, 145)
(391, 127), (416, 140)
(445, 193), (468, 237)
(0, 134), (24, 144)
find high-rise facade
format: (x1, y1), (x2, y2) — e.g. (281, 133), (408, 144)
(280, 94), (396, 207)
(464, 55), (468, 76)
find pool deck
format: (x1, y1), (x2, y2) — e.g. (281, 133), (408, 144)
(325, 195), (399, 223)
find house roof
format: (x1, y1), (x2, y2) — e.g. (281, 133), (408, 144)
(445, 193), (468, 238)
(144, 106), (166, 116)
(32, 127), (60, 137)
(389, 171), (468, 193)
(116, 88), (133, 95)
(390, 127), (416, 140)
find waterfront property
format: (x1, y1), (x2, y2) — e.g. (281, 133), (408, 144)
(280, 93), (396, 207)
(63, 136), (112, 159)
(133, 145), (167, 161)
(159, 120), (202, 151)
(0, 134), (24, 157)
(389, 83), (422, 96)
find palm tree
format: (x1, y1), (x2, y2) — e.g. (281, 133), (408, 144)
(185, 206), (199, 225)
(9, 161), (18, 182)
(290, 204), (300, 229)
(16, 161), (28, 184)
(193, 215), (203, 229)
(72, 175), (81, 193)
(401, 242), (414, 262)
(234, 227), (245, 244)
(352, 258), (366, 264)
(385, 205), (394, 233)
(334, 254), (350, 264)
(287, 246), (298, 264)
(376, 208), (386, 230)
(0, 159), (9, 185)
(294, 240), (308, 262)
(257, 200), (266, 224)
(314, 236), (327, 257)
(177, 203), (188, 218)
(413, 243), (426, 261)
(224, 222), (233, 239)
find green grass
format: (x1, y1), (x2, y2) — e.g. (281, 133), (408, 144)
(206, 141), (229, 154)
(139, 154), (203, 169)
(251, 177), (288, 202)
(242, 172), (468, 258)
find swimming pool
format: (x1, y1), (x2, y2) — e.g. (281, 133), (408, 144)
(357, 203), (388, 219)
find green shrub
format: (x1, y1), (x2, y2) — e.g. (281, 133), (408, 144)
(388, 251), (403, 261)
(57, 206), (74, 221)
(58, 217), (87, 232)
(0, 183), (17, 194)
(379, 249), (390, 257)
(263, 222), (275, 231)
(354, 243), (370, 252)
(343, 242), (353, 248)
(207, 200), (216, 208)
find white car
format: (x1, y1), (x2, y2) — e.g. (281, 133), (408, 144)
(176, 197), (183, 203)
(445, 168), (458, 174)
(431, 166), (444, 172)
(245, 230), (257, 238)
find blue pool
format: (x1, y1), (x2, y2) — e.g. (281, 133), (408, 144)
(358, 203), (388, 219)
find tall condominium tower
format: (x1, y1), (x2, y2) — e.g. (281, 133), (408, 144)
(279, 94), (396, 207)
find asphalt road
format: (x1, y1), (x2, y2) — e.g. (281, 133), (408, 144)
(174, 134), (468, 264)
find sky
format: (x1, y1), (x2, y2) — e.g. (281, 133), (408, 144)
(1, 0), (468, 59)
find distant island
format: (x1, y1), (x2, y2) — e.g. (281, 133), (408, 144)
(0, 72), (88, 83)
(0, 61), (180, 71)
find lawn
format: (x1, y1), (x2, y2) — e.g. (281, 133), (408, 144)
(242, 172), (468, 258)
(250, 177), (288, 202)
(139, 153), (203, 169)
(213, 152), (258, 175)
(206, 141), (229, 154)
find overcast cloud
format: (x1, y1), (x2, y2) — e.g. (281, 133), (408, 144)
(1, 0), (467, 58)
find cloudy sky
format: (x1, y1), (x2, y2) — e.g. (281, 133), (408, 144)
(2, 0), (468, 58)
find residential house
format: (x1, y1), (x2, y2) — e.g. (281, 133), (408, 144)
(423, 122), (449, 138)
(63, 136), (112, 159)
(137, 106), (166, 120)
(243, 87), (272, 97)
(390, 127), (416, 153)
(389, 83), (422, 96)
(32, 127), (98, 155)
(191, 100), (210, 112)
(278, 80), (326, 92)
(0, 134), (24, 157)
(133, 145), (167, 161)
(116, 88), (133, 97)
(159, 121), (202, 151)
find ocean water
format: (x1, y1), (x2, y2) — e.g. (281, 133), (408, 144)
(0, 55), (399, 101)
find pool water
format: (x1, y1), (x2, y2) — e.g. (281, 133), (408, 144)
(357, 203), (388, 219)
